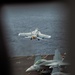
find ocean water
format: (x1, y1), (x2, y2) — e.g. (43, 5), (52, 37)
(2, 2), (70, 57)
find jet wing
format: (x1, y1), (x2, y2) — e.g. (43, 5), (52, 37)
(38, 32), (51, 39)
(45, 63), (58, 66)
(58, 62), (69, 66)
(45, 63), (59, 68)
(18, 32), (32, 36)
(45, 62), (69, 68)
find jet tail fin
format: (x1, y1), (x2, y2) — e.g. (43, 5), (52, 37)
(34, 55), (41, 63)
(53, 49), (62, 61)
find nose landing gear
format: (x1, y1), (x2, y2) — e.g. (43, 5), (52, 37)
(30, 38), (32, 40)
(38, 39), (40, 41)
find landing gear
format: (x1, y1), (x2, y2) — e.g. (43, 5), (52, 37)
(38, 39), (40, 41)
(39, 66), (53, 75)
(30, 38), (32, 40)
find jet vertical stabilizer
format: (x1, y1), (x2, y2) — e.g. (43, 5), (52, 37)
(53, 49), (62, 61)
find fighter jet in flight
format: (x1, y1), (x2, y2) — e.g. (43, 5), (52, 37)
(18, 28), (51, 40)
(26, 50), (69, 73)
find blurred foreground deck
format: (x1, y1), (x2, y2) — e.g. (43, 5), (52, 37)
(10, 55), (54, 75)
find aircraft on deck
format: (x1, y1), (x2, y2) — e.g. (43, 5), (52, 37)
(51, 66), (70, 75)
(26, 50), (69, 74)
(18, 28), (51, 40)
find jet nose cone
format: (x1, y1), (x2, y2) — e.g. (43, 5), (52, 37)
(26, 68), (31, 72)
(26, 66), (36, 72)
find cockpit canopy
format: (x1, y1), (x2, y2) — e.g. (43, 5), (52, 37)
(35, 59), (47, 65)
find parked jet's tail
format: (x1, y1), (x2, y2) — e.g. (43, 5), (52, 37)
(53, 49), (62, 61)
(34, 55), (42, 63)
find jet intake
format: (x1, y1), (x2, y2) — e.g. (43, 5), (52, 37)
(32, 36), (37, 39)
